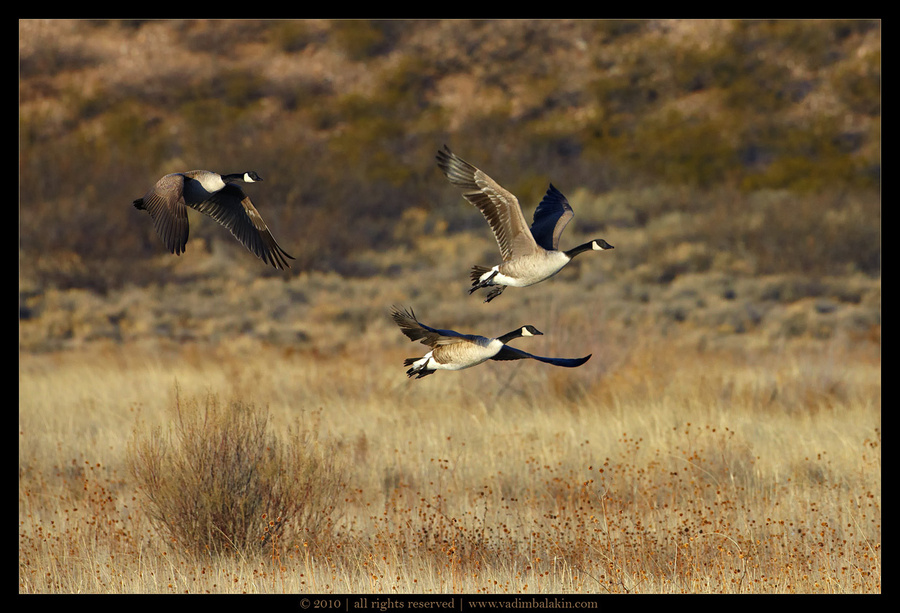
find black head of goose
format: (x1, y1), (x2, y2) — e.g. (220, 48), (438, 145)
(133, 169), (294, 270)
(390, 306), (591, 379)
(436, 146), (614, 302)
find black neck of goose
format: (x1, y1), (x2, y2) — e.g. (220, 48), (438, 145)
(564, 241), (596, 258)
(497, 329), (526, 344)
(221, 173), (244, 182)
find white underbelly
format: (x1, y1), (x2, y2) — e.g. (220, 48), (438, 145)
(422, 339), (502, 370)
(496, 252), (570, 286)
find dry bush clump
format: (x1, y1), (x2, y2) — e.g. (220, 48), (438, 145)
(127, 391), (347, 557)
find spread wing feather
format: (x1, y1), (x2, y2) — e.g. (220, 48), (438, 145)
(436, 146), (540, 261)
(191, 185), (294, 270)
(136, 174), (190, 256)
(529, 183), (574, 251)
(491, 345), (591, 368)
(390, 306), (476, 348)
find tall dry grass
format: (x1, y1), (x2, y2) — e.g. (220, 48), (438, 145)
(19, 332), (880, 593)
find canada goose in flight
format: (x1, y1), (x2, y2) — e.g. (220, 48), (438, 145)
(436, 146), (613, 302)
(133, 170), (294, 270)
(391, 306), (591, 379)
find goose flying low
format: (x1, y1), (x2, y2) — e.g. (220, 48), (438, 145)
(391, 306), (591, 379)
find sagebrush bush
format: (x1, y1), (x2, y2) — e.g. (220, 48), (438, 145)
(127, 390), (346, 557)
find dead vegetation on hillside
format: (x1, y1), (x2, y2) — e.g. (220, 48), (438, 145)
(20, 19), (879, 276)
(18, 20), (880, 353)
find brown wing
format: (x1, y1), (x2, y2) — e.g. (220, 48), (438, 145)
(190, 184), (294, 270)
(436, 146), (539, 261)
(390, 306), (474, 348)
(137, 173), (191, 256)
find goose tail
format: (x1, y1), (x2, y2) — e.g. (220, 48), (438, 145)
(470, 265), (493, 284)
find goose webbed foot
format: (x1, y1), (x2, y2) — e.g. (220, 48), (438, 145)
(483, 286), (506, 303)
(406, 367), (435, 379)
(470, 278), (499, 296)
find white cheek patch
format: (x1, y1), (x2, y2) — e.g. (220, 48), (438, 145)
(521, 327), (534, 337)
(592, 241), (604, 250)
(243, 172), (256, 183)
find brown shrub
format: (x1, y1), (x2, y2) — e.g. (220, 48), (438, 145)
(127, 390), (346, 557)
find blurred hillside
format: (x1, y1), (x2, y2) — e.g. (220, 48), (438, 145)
(19, 19), (880, 353)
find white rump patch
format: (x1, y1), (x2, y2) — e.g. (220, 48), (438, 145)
(411, 352), (433, 371)
(479, 266), (499, 283)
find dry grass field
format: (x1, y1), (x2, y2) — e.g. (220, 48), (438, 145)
(19, 335), (881, 594)
(19, 19), (879, 594)
(19, 257), (881, 594)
